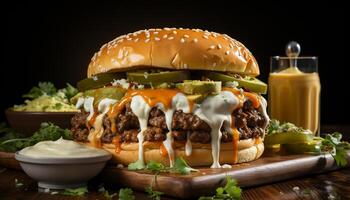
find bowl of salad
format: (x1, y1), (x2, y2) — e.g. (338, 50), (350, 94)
(5, 82), (79, 136)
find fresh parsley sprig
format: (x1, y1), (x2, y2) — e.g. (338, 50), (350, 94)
(199, 176), (242, 200)
(23, 82), (57, 99)
(128, 157), (198, 175)
(22, 82), (78, 101)
(145, 186), (164, 200)
(118, 188), (135, 200)
(61, 186), (88, 196)
(0, 122), (72, 152)
(320, 132), (350, 167)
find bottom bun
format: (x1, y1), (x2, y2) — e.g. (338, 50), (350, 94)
(85, 139), (264, 167)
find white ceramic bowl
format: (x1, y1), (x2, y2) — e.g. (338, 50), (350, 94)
(15, 152), (112, 189)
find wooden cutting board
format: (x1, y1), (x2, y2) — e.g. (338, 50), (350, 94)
(100, 152), (350, 199)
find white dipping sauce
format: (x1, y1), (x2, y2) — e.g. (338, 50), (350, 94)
(19, 138), (110, 158)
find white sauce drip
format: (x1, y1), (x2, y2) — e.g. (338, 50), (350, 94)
(160, 93), (190, 167)
(19, 138), (110, 158)
(76, 97), (85, 109)
(194, 91), (239, 168)
(83, 97), (95, 121)
(74, 90), (269, 169)
(258, 96), (270, 139)
(221, 164), (232, 168)
(185, 132), (192, 156)
(88, 98), (117, 145)
(130, 95), (152, 164)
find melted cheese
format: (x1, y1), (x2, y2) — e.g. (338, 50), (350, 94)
(194, 91), (239, 168)
(232, 128), (240, 164)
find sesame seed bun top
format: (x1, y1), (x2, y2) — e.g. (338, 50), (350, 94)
(87, 28), (260, 77)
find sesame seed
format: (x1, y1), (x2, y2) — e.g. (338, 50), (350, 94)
(127, 38), (132, 41)
(217, 44), (222, 49)
(193, 29), (200, 32)
(146, 33), (150, 38)
(183, 34), (189, 38)
(156, 28), (162, 31)
(173, 31), (177, 34)
(225, 50), (230, 55)
(134, 38), (139, 42)
(179, 27), (183, 30)
(149, 28), (156, 31)
(145, 38), (150, 43)
(153, 31), (159, 35)
(180, 38), (185, 43)
(223, 37), (228, 41)
(193, 38), (198, 43)
(164, 27), (171, 30)
(209, 45), (215, 49)
(203, 35), (209, 39)
(168, 36), (174, 40)
(229, 44), (234, 49)
(163, 34), (168, 39)
(154, 37), (160, 41)
(212, 33), (218, 37)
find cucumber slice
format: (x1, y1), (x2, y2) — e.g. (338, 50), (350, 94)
(204, 72), (267, 94)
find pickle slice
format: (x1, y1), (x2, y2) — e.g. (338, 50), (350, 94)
(204, 72), (267, 94)
(70, 92), (84, 105)
(77, 73), (125, 92)
(264, 131), (314, 145)
(73, 87), (126, 106)
(281, 141), (321, 155)
(176, 81), (221, 95)
(186, 94), (205, 103)
(127, 71), (190, 85)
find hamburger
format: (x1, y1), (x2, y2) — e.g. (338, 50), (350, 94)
(70, 28), (269, 168)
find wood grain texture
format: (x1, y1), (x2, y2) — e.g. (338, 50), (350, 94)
(0, 152), (20, 170)
(100, 153), (350, 198)
(1, 167), (349, 199)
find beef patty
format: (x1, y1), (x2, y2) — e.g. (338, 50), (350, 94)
(71, 100), (266, 143)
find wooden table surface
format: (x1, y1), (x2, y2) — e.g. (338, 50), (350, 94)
(1, 125), (349, 200)
(0, 167), (349, 200)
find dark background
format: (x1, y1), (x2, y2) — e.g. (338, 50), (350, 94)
(3, 1), (348, 125)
